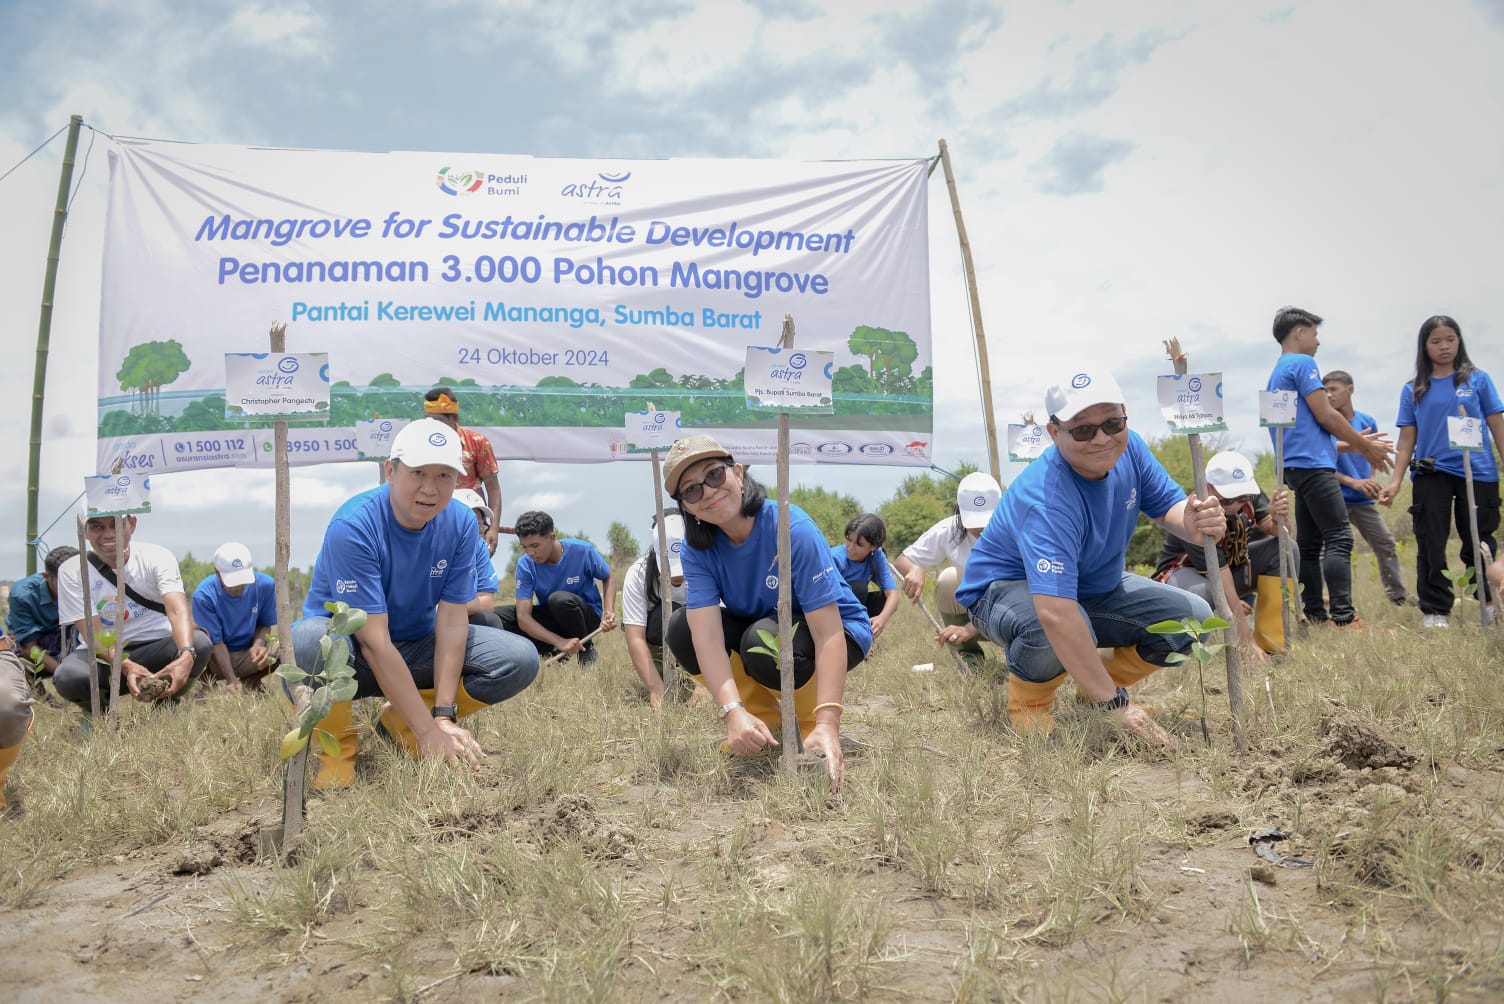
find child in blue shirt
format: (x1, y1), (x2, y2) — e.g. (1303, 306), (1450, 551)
(830, 513), (900, 639)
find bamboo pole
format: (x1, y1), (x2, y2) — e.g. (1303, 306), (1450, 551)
(27, 115), (83, 576)
(775, 317), (798, 770)
(1165, 340), (1246, 752)
(937, 140), (1001, 485)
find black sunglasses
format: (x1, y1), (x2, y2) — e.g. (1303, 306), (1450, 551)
(1051, 413), (1128, 442)
(677, 463), (731, 504)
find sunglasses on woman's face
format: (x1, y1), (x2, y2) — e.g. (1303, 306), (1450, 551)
(1053, 414), (1128, 442)
(678, 463), (731, 504)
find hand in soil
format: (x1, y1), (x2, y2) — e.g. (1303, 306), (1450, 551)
(1114, 704), (1178, 747)
(135, 675), (173, 702)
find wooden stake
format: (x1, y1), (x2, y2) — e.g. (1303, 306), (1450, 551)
(75, 515), (100, 719)
(645, 402), (678, 701)
(1459, 406), (1491, 629)
(937, 140), (1001, 485)
(546, 624), (606, 664)
(108, 516), (124, 723)
(1165, 339), (1246, 752)
(775, 316), (798, 772)
(1273, 427), (1297, 645)
(912, 597), (972, 674)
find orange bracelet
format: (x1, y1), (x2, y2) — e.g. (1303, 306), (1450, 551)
(812, 702), (845, 715)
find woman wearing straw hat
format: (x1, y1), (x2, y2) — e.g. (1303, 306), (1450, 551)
(661, 435), (870, 792)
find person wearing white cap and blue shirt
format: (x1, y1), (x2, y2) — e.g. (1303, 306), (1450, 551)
(621, 510), (689, 709)
(955, 367), (1227, 745)
(292, 418), (539, 788)
(892, 470), (1002, 662)
(192, 542), (279, 692)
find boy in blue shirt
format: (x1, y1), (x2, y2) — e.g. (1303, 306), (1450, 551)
(292, 419), (539, 788)
(1322, 371), (1408, 606)
(191, 542), (279, 692)
(4, 545), (78, 680)
(830, 514), (900, 640)
(956, 367), (1228, 745)
(1266, 307), (1393, 626)
(499, 510), (618, 665)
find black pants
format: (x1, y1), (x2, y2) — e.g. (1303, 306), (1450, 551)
(1284, 467), (1355, 623)
(856, 589), (887, 619)
(1410, 471), (1500, 614)
(52, 629), (212, 712)
(665, 606), (864, 690)
(498, 592), (602, 654)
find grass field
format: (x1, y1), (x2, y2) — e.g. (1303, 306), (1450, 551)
(2, 552), (1502, 1002)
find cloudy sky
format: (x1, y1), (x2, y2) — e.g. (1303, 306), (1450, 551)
(2, 0), (1502, 575)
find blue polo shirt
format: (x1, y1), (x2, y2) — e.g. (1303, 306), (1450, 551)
(303, 488), (477, 640)
(192, 571), (278, 650)
(682, 499), (872, 654)
(1335, 410), (1382, 505)
(4, 572), (58, 647)
(1267, 353), (1334, 468)
(1396, 370), (1502, 482)
(829, 542), (897, 596)
(471, 533), (499, 594)
(957, 431), (1184, 606)
(514, 539), (610, 615)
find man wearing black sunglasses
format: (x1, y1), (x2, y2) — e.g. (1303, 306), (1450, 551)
(955, 368), (1227, 747)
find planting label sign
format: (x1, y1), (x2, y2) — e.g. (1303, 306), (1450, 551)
(1007, 423), (1048, 463)
(355, 418), (411, 459)
(621, 410), (682, 453)
(744, 347), (835, 412)
(1259, 390), (1297, 428)
(95, 141), (932, 473)
(1158, 372), (1226, 434)
(224, 352), (331, 421)
(1448, 416), (1484, 451)
(84, 473), (152, 517)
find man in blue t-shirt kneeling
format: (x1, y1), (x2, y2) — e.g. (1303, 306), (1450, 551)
(499, 511), (618, 666)
(192, 542), (280, 692)
(291, 419), (539, 789)
(956, 368), (1229, 746)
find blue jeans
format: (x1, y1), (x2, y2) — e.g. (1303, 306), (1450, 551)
(968, 574), (1213, 683)
(287, 617), (538, 706)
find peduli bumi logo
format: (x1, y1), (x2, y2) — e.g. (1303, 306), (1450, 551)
(437, 166), (485, 197)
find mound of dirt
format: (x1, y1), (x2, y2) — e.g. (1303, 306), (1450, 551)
(541, 793), (636, 859)
(1317, 699), (1418, 770)
(134, 676), (172, 702)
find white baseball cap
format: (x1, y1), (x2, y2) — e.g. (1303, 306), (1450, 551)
(452, 488), (490, 527)
(389, 418), (466, 474)
(956, 472), (1002, 528)
(1045, 368), (1127, 424)
(212, 542), (256, 588)
(1205, 451), (1261, 498)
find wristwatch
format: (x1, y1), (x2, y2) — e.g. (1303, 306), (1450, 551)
(1097, 686), (1131, 711)
(176, 645), (195, 658)
(431, 704), (458, 722)
(719, 699), (745, 719)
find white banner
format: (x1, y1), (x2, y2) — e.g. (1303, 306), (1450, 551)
(744, 347), (835, 412)
(1157, 372), (1227, 434)
(96, 141), (933, 473)
(622, 410), (682, 453)
(355, 418), (411, 459)
(1007, 423), (1049, 463)
(1258, 389), (1297, 428)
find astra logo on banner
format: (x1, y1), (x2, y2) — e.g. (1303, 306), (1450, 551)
(562, 171), (631, 205)
(436, 166), (484, 197)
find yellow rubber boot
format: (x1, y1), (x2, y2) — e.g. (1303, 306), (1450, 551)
(1100, 647), (1162, 689)
(454, 680), (489, 721)
(1253, 576), (1287, 654)
(377, 688), (436, 756)
(793, 672), (825, 734)
(310, 700), (359, 790)
(1007, 674), (1066, 735)
(0, 710), (33, 809)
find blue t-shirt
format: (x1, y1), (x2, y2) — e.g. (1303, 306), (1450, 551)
(471, 533), (499, 594)
(4, 572), (58, 646)
(682, 499), (872, 655)
(956, 432), (1185, 606)
(192, 571), (278, 650)
(1335, 410), (1381, 506)
(514, 538), (610, 615)
(303, 487), (477, 640)
(829, 542), (897, 595)
(1396, 370), (1502, 482)
(1267, 353), (1334, 468)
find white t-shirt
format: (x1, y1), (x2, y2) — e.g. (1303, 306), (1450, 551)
(621, 553), (688, 628)
(901, 518), (976, 573)
(56, 542), (184, 644)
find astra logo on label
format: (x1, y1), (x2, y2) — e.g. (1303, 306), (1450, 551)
(437, 166), (484, 197)
(1188, 376), (1202, 393)
(788, 352), (807, 370)
(562, 170), (630, 204)
(336, 579), (358, 593)
(278, 356), (300, 374)
(117, 475), (131, 487)
(379, 420), (394, 433)
(670, 541), (681, 555)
